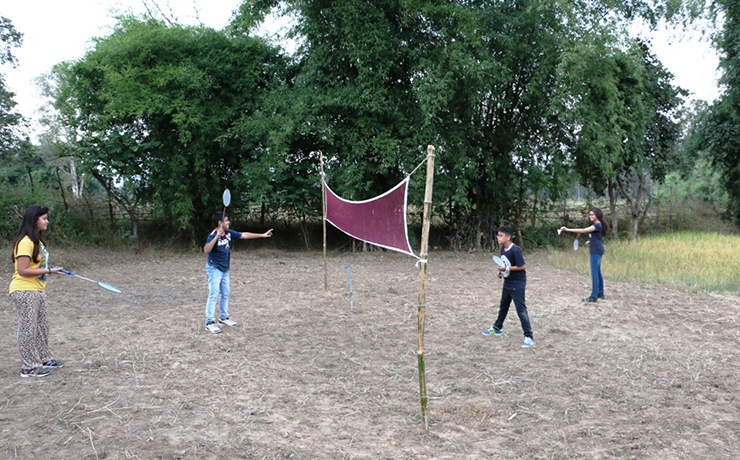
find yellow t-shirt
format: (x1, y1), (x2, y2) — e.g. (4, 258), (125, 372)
(9, 236), (49, 293)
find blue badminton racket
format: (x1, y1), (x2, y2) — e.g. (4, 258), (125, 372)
(55, 267), (122, 294)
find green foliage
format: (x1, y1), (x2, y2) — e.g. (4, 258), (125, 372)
(241, 0), (582, 249)
(697, 0), (740, 224)
(64, 16), (289, 230)
(0, 16), (25, 159)
(24, 0), (734, 252)
(653, 157), (729, 210)
(0, 16), (22, 66)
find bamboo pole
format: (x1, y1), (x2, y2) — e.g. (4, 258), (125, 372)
(320, 151), (327, 291)
(417, 144), (435, 432)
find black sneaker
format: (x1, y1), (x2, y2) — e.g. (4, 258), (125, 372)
(43, 359), (64, 369)
(582, 296), (597, 303)
(597, 294), (605, 300)
(21, 367), (51, 378)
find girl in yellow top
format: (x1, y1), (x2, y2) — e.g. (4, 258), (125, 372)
(9, 205), (65, 377)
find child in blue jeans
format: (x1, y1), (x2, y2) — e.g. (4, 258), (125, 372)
(482, 226), (534, 347)
(559, 207), (610, 303)
(203, 211), (272, 333)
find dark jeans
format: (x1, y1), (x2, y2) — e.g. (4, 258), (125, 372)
(590, 253), (604, 298)
(494, 287), (532, 338)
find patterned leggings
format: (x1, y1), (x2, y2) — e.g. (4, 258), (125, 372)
(10, 290), (52, 370)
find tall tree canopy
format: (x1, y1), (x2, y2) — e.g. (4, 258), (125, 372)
(42, 0), (717, 249)
(0, 16), (25, 159)
(699, 0), (740, 223)
(65, 16), (289, 234)
(232, 0), (692, 246)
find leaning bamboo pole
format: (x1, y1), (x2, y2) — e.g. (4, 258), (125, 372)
(320, 151), (327, 291)
(417, 144), (435, 432)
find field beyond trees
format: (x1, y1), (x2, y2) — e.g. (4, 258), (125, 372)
(2, 249), (738, 459)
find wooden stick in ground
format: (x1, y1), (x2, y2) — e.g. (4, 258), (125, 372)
(320, 151), (328, 291)
(417, 144), (435, 432)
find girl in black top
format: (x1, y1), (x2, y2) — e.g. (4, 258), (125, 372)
(560, 208), (610, 302)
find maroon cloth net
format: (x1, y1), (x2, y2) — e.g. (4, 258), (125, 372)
(324, 177), (416, 257)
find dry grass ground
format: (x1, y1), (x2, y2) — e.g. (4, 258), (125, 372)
(1, 248), (738, 459)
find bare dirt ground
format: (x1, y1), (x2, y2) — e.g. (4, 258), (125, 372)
(1, 248), (739, 459)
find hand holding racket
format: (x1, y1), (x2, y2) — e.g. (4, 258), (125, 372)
(492, 255), (511, 278)
(54, 266), (122, 294)
(558, 226), (579, 251)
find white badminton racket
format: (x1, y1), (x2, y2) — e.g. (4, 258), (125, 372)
(220, 188), (231, 231)
(492, 255), (511, 278)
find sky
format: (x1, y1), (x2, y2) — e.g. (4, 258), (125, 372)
(1, 1), (722, 139)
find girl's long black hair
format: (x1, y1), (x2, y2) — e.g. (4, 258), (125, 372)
(11, 205), (48, 263)
(591, 207), (610, 237)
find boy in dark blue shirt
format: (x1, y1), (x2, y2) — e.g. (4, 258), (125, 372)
(482, 226), (534, 347)
(203, 212), (273, 333)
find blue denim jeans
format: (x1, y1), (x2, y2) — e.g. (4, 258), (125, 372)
(493, 288), (532, 339)
(590, 253), (604, 298)
(205, 264), (230, 324)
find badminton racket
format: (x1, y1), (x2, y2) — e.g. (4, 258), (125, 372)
(220, 188), (231, 232)
(492, 255), (511, 278)
(55, 267), (122, 293)
(212, 188), (232, 236)
(573, 239), (579, 251)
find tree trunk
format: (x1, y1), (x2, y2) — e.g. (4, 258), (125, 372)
(128, 211), (140, 254)
(70, 159), (84, 198)
(607, 178), (618, 235)
(616, 171), (651, 241)
(300, 214), (311, 251)
(83, 190), (95, 221)
(92, 170), (141, 254)
(26, 168), (35, 194)
(55, 167), (69, 211)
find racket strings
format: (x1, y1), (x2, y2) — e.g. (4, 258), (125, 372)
(98, 282), (122, 294)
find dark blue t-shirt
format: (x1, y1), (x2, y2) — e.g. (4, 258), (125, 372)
(501, 243), (526, 290)
(206, 229), (242, 272)
(589, 222), (605, 255)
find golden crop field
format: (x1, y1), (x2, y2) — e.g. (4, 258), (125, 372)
(548, 232), (740, 292)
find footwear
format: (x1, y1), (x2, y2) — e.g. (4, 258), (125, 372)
(42, 359), (64, 369)
(205, 322), (222, 334)
(582, 296), (597, 303)
(482, 326), (503, 336)
(597, 294), (605, 300)
(219, 318), (238, 327)
(522, 337), (535, 348)
(21, 367), (51, 378)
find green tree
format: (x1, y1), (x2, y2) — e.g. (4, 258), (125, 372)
(699, 0), (740, 224)
(58, 16), (289, 248)
(556, 36), (685, 240)
(234, 0), (698, 248)
(234, 0), (578, 248)
(0, 16), (25, 159)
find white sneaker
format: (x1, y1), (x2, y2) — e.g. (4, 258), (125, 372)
(205, 322), (222, 334)
(220, 318), (238, 327)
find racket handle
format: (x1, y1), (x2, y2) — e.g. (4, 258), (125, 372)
(53, 266), (73, 275)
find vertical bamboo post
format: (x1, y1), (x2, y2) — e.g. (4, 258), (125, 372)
(417, 144), (435, 432)
(320, 151), (327, 291)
